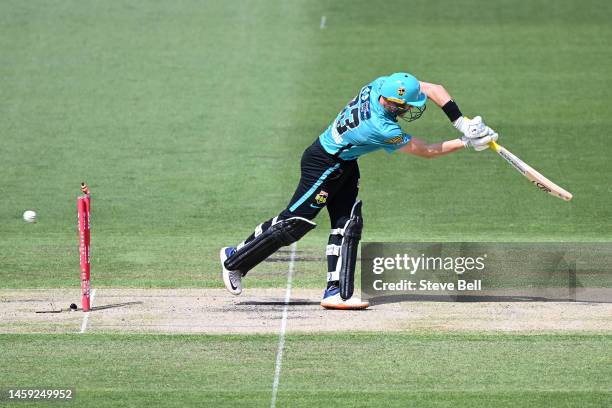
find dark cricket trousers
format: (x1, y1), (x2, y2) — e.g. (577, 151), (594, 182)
(239, 138), (360, 280)
(279, 138), (360, 225)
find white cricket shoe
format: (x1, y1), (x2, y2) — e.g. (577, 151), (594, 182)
(320, 285), (369, 310)
(220, 247), (243, 295)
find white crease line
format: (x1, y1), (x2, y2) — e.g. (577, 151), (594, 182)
(320, 15), (326, 29)
(270, 242), (297, 408)
(79, 288), (96, 333)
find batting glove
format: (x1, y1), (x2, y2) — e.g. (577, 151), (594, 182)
(462, 132), (499, 151)
(453, 116), (495, 140)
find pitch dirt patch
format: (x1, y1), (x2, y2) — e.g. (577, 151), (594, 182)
(1, 288), (611, 334)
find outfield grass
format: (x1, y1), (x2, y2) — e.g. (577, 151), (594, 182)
(1, 0), (611, 288)
(0, 333), (610, 407)
(1, 2), (611, 406)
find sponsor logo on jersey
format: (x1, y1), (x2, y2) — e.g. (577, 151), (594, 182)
(315, 190), (328, 205)
(385, 135), (404, 144)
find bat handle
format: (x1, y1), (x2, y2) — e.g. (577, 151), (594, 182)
(488, 141), (501, 152)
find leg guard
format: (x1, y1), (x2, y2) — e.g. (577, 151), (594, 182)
(326, 227), (344, 284)
(338, 201), (363, 300)
(224, 217), (316, 273)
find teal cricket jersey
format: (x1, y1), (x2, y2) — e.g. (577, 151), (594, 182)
(318, 76), (412, 160)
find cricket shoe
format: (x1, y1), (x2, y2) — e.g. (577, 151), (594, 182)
(220, 247), (243, 295)
(320, 285), (369, 310)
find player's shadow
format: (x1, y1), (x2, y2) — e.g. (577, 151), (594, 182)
(237, 299), (320, 306)
(369, 294), (612, 305)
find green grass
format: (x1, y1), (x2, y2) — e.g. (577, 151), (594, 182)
(0, 333), (610, 407)
(1, 3), (611, 407)
(1, 0), (612, 288)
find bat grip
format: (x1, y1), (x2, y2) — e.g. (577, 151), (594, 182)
(488, 141), (501, 152)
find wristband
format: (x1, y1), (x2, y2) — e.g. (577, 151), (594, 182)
(442, 100), (463, 122)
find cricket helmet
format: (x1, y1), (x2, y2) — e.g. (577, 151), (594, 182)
(379, 73), (427, 108)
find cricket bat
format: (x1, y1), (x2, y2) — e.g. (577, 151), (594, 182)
(488, 141), (573, 202)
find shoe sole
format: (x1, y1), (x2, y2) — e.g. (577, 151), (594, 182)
(320, 301), (369, 310)
(220, 247), (241, 296)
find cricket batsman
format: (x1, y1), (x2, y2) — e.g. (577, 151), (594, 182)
(220, 72), (498, 309)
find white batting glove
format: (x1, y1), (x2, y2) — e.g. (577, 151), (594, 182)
(477, 124), (496, 139)
(453, 116), (496, 140)
(462, 132), (499, 151)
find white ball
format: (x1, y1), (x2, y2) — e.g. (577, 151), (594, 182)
(23, 210), (37, 223)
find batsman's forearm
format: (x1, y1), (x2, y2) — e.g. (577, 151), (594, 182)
(426, 138), (465, 158)
(401, 136), (465, 158)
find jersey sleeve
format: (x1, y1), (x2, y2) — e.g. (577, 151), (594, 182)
(373, 121), (412, 153)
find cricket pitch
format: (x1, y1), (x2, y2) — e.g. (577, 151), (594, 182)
(2, 288), (611, 334)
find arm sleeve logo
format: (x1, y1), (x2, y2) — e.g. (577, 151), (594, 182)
(385, 135), (405, 144)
